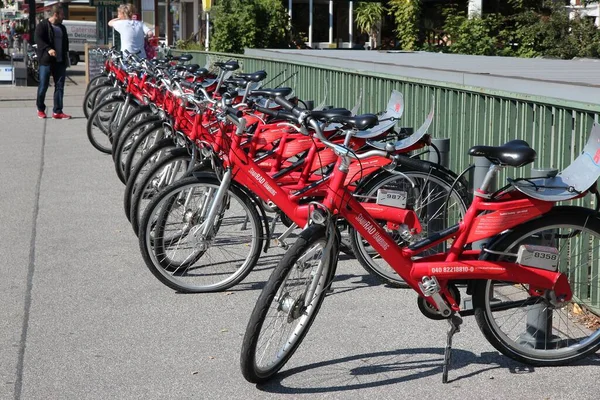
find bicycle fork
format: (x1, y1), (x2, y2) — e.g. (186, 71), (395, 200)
(191, 168), (233, 245)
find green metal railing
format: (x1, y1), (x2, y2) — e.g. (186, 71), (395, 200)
(177, 50), (598, 176)
(174, 50), (600, 312)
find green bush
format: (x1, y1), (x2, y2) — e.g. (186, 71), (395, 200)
(210, 0), (290, 54)
(435, 1), (600, 59)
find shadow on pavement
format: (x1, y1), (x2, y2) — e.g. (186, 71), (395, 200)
(254, 346), (600, 394)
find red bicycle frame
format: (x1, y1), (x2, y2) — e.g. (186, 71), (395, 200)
(331, 171), (572, 308)
(220, 122), (421, 231)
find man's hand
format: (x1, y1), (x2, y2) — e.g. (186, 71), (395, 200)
(48, 49), (56, 57)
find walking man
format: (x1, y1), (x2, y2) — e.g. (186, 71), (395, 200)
(34, 4), (71, 119)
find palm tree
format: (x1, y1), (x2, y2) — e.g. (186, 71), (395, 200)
(354, 2), (384, 49)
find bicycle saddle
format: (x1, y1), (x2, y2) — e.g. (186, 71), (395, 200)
(194, 68), (210, 78)
(173, 64), (187, 72)
(214, 60), (240, 71)
(186, 64), (200, 73)
(328, 113), (379, 131)
(311, 108), (352, 120)
(173, 54), (193, 62)
(468, 140), (536, 167)
(251, 87), (293, 98)
(236, 70), (267, 83)
(223, 77), (247, 86)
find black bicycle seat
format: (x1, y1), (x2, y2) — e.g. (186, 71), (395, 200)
(194, 68), (210, 78)
(174, 54), (193, 62)
(214, 60), (240, 71)
(186, 64), (200, 73)
(328, 114), (379, 131)
(251, 87), (293, 98)
(236, 70), (267, 83)
(311, 108), (352, 120)
(468, 140), (536, 167)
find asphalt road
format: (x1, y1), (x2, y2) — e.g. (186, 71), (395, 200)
(1, 63), (599, 400)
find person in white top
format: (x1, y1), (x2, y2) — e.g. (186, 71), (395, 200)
(108, 3), (151, 59)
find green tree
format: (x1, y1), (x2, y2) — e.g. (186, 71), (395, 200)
(210, 0), (290, 54)
(354, 2), (384, 49)
(442, 7), (501, 56)
(388, 0), (420, 50)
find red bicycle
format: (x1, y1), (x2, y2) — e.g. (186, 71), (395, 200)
(240, 95), (600, 384)
(136, 91), (469, 293)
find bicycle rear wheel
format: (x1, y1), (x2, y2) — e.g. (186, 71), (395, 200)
(241, 225), (338, 383)
(473, 207), (600, 365)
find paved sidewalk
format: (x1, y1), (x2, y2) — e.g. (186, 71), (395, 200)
(1, 65), (599, 400)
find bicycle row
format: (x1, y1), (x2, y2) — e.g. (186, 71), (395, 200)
(83, 49), (600, 385)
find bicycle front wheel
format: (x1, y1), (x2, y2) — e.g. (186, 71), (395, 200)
(86, 97), (124, 153)
(241, 225), (338, 383)
(128, 148), (192, 234)
(138, 176), (263, 293)
(473, 207), (600, 366)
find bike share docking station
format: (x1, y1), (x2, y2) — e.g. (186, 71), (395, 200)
(8, 39), (36, 87)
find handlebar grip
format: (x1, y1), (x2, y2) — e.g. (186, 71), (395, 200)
(393, 154), (428, 170)
(272, 96), (303, 117)
(180, 80), (196, 90)
(226, 106), (243, 118)
(254, 105), (277, 116)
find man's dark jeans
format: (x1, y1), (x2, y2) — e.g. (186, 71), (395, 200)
(36, 62), (67, 114)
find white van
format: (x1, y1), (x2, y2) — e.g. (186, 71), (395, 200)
(62, 20), (97, 65)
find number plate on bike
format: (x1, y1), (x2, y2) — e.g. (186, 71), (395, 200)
(376, 189), (407, 208)
(516, 245), (559, 271)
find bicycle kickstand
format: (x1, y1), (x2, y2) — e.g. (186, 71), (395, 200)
(442, 313), (463, 384)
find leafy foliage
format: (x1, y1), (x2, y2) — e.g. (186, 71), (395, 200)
(176, 40), (205, 51)
(354, 2), (384, 48)
(442, 6), (502, 56)
(388, 0), (420, 50)
(438, 1), (600, 59)
(210, 0), (290, 54)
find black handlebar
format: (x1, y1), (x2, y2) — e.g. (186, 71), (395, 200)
(254, 105), (296, 122)
(226, 106), (243, 118)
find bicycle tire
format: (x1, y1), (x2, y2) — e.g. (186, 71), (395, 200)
(83, 85), (118, 120)
(241, 224), (338, 383)
(110, 106), (155, 158)
(349, 162), (470, 288)
(86, 96), (125, 154)
(138, 175), (263, 293)
(85, 74), (109, 95)
(114, 120), (165, 184)
(127, 147), (191, 234)
(122, 123), (170, 183)
(473, 206), (600, 366)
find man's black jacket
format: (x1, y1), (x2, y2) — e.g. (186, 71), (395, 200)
(34, 19), (69, 65)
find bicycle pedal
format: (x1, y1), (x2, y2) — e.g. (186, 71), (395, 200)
(442, 314), (463, 384)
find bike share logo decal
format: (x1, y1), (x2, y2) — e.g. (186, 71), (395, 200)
(249, 168), (277, 196)
(356, 214), (389, 250)
(431, 266), (474, 274)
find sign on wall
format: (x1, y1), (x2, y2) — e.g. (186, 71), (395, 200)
(0, 65), (13, 82)
(89, 0), (124, 7)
